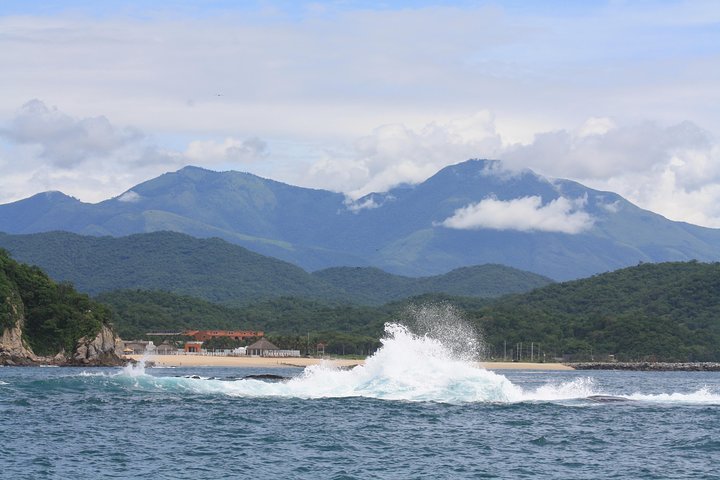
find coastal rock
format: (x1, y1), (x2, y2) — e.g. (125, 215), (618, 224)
(0, 294), (37, 366)
(71, 324), (125, 366)
(570, 362), (720, 372)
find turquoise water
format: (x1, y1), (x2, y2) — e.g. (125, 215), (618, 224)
(2, 324), (719, 479)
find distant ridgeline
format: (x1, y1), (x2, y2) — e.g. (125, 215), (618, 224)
(2, 159), (720, 280)
(99, 262), (720, 362)
(0, 231), (552, 306)
(0, 249), (121, 364)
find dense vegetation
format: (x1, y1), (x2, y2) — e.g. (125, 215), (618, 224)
(0, 231), (346, 304)
(0, 249), (111, 356)
(312, 264), (551, 304)
(99, 262), (720, 361)
(97, 290), (391, 355)
(475, 261), (720, 361)
(0, 231), (550, 305)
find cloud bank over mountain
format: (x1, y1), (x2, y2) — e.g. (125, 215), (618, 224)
(440, 196), (594, 234)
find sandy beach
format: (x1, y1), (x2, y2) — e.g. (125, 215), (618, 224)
(126, 355), (573, 370)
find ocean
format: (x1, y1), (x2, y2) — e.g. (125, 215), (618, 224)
(1, 323), (719, 479)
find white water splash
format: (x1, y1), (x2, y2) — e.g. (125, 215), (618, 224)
(110, 322), (600, 403)
(107, 318), (720, 405)
(121, 352), (152, 377)
(628, 387), (720, 405)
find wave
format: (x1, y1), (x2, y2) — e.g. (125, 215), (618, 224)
(101, 322), (716, 405)
(52, 305), (715, 405)
(628, 387), (720, 405)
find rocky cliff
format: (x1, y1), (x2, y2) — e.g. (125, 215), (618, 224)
(0, 293), (37, 365)
(71, 324), (124, 366)
(1, 249), (125, 366)
(1, 316), (124, 366)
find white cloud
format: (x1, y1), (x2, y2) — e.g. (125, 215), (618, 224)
(117, 190), (141, 203)
(440, 196), (594, 234)
(0, 99), (142, 168)
(502, 119), (720, 227)
(0, 100), (190, 203)
(185, 137), (268, 164)
(0, 0), (719, 227)
(305, 111), (503, 198)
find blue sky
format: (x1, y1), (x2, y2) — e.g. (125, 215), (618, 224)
(1, 0), (720, 227)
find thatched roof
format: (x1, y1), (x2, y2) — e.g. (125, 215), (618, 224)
(246, 338), (279, 351)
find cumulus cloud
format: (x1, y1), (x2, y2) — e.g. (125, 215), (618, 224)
(0, 99), (142, 168)
(502, 119), (720, 227)
(440, 196), (594, 234)
(0, 100), (272, 203)
(306, 111), (503, 198)
(185, 137), (268, 164)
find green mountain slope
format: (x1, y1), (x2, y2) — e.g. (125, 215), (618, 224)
(3, 160), (720, 280)
(0, 231), (347, 305)
(0, 231), (550, 305)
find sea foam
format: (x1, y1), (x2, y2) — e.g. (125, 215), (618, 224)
(108, 308), (719, 405)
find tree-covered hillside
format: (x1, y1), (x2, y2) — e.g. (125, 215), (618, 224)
(97, 289), (393, 355)
(0, 231), (348, 304)
(0, 231), (551, 305)
(99, 262), (720, 361)
(312, 264), (552, 304)
(0, 249), (111, 356)
(475, 261), (720, 361)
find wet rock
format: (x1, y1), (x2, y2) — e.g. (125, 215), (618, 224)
(70, 325), (125, 366)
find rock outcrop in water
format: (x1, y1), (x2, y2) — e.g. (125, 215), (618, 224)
(571, 362), (720, 371)
(70, 324), (124, 366)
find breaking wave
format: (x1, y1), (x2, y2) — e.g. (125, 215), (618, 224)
(102, 315), (720, 405)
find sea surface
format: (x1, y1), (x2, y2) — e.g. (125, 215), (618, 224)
(1, 324), (719, 479)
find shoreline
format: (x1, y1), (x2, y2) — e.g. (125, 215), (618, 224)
(126, 355), (575, 370)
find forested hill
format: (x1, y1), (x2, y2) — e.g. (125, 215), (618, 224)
(96, 289), (393, 341)
(476, 261), (720, 361)
(0, 231), (350, 304)
(0, 249), (112, 357)
(0, 231), (550, 305)
(311, 264), (552, 304)
(98, 261), (720, 361)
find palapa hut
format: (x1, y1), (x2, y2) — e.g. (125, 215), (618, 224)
(246, 338), (280, 357)
(156, 342), (177, 355)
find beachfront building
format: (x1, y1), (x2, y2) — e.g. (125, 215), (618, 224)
(121, 340), (156, 355)
(246, 338), (300, 357)
(156, 342), (179, 355)
(184, 341), (204, 353)
(183, 330), (263, 342)
(246, 338), (279, 356)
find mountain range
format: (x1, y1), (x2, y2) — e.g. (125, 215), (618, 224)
(1, 159), (719, 280)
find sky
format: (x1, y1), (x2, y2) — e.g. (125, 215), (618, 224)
(2, 0), (720, 227)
